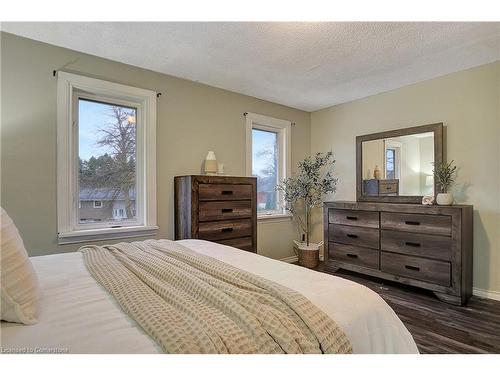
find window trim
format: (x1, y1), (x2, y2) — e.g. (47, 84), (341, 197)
(57, 72), (157, 243)
(245, 112), (291, 219)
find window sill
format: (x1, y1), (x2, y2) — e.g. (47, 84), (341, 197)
(58, 225), (159, 245)
(257, 214), (293, 223)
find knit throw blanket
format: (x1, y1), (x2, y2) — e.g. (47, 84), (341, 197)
(79, 239), (352, 354)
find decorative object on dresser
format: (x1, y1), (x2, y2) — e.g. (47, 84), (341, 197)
(323, 201), (473, 305)
(357, 123), (443, 203)
(276, 152), (337, 268)
(421, 195), (435, 205)
(174, 175), (257, 252)
(433, 160), (458, 206)
(204, 151), (218, 175)
(217, 163), (225, 175)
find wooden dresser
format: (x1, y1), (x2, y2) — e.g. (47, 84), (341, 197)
(324, 201), (473, 305)
(174, 175), (257, 252)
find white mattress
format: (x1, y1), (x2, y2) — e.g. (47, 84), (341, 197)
(1, 240), (418, 354)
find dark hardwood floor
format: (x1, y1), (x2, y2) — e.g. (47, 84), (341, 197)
(313, 262), (500, 354)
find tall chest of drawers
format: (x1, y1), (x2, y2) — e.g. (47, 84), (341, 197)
(324, 201), (473, 305)
(174, 175), (257, 253)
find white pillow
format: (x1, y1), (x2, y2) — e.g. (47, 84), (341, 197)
(1, 207), (39, 324)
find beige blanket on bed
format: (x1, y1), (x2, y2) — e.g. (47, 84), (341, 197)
(79, 239), (352, 354)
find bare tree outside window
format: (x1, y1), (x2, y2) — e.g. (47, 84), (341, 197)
(78, 99), (137, 224)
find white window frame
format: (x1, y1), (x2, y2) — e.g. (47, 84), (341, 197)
(57, 72), (157, 244)
(93, 200), (103, 209)
(245, 112), (291, 220)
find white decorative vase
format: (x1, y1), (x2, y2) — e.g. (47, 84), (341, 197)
(204, 151), (218, 175)
(436, 193), (454, 206)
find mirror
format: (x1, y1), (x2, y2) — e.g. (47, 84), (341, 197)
(356, 123), (443, 203)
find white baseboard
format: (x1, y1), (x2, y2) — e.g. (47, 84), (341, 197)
(280, 255), (298, 263)
(473, 287), (500, 301)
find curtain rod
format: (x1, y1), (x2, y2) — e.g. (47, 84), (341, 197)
(52, 69), (162, 98)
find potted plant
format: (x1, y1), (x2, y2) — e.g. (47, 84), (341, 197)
(433, 160), (457, 205)
(276, 152), (337, 268)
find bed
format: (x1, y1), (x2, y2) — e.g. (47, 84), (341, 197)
(0, 239), (418, 354)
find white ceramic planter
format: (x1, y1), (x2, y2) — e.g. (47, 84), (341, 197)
(436, 193), (454, 205)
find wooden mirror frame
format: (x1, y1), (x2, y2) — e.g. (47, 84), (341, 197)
(356, 122), (444, 203)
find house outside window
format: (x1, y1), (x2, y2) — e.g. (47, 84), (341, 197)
(245, 112), (291, 219)
(57, 72), (157, 244)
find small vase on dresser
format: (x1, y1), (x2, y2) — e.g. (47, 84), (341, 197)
(436, 192), (454, 205)
(323, 201), (473, 305)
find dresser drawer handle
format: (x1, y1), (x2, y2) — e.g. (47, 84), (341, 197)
(405, 220), (420, 226)
(405, 241), (421, 248)
(405, 265), (420, 271)
(221, 190), (233, 195)
(346, 234), (358, 239)
(221, 227), (234, 233)
(385, 186), (392, 190)
(346, 253), (358, 259)
(346, 216), (358, 221)
(221, 208), (233, 213)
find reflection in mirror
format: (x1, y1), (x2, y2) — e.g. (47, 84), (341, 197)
(362, 132), (434, 197)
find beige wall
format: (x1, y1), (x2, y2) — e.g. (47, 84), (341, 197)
(399, 135), (421, 196)
(0, 32), (310, 259)
(311, 61), (500, 294)
(419, 137), (434, 195)
(361, 139), (384, 180)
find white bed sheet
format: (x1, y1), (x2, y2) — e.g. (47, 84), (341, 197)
(1, 240), (418, 354)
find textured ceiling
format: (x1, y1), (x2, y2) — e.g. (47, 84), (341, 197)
(2, 22), (500, 111)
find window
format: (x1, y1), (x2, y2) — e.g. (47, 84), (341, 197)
(245, 112), (291, 218)
(384, 140), (402, 181)
(385, 148), (396, 179)
(78, 98), (137, 225)
(57, 72), (157, 244)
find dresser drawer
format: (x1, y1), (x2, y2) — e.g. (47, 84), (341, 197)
(381, 212), (452, 236)
(216, 237), (253, 252)
(329, 224), (379, 249)
(378, 180), (398, 195)
(198, 184), (253, 201)
(380, 252), (451, 286)
(329, 243), (379, 269)
(328, 209), (379, 228)
(199, 201), (252, 221)
(381, 230), (452, 261)
(199, 219), (252, 240)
